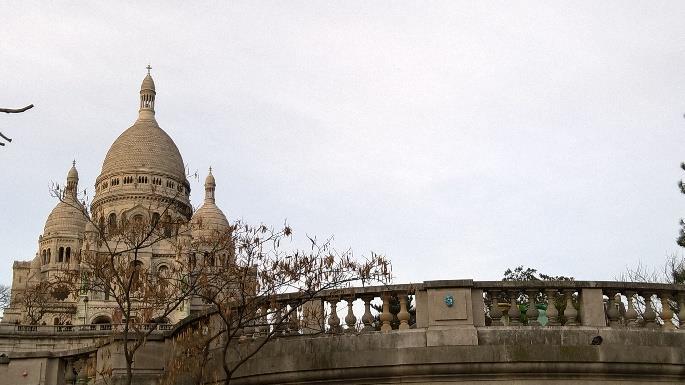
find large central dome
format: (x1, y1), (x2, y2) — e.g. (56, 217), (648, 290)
(100, 119), (186, 181)
(91, 69), (192, 218)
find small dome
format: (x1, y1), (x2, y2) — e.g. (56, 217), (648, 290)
(205, 168), (216, 187)
(44, 164), (88, 237)
(192, 204), (229, 234)
(67, 161), (78, 180)
(43, 200), (88, 237)
(141, 73), (155, 92)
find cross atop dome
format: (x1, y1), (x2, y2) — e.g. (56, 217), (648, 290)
(146, 64), (151, 74)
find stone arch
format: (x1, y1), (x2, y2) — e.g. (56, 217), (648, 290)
(91, 314), (112, 324)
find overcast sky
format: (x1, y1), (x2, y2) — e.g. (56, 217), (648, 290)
(2, 2), (685, 286)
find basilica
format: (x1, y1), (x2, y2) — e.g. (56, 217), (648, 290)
(3, 69), (229, 326)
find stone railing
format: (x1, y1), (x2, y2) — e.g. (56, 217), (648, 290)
(0, 322), (174, 336)
(222, 280), (685, 338)
(476, 280), (685, 329)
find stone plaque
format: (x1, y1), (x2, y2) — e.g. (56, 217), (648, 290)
(428, 288), (470, 323)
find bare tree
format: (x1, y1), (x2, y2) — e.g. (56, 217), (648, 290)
(162, 222), (391, 385)
(51, 184), (215, 385)
(618, 254), (685, 326)
(1, 104), (33, 146)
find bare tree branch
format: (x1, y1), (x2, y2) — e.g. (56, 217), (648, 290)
(0, 104), (34, 113)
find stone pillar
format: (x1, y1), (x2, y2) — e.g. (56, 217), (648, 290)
(301, 299), (324, 334)
(423, 280), (477, 346)
(580, 288), (604, 327)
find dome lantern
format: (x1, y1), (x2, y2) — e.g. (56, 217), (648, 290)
(66, 160), (79, 199)
(205, 167), (216, 204)
(139, 65), (156, 120)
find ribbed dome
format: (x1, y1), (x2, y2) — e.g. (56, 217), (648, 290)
(192, 204), (229, 234)
(44, 163), (88, 237)
(100, 119), (186, 181)
(43, 199), (88, 237)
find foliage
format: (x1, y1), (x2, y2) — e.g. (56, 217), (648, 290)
(500, 266), (574, 325)
(161, 222), (391, 385)
(52, 184), (210, 385)
(502, 265), (574, 282)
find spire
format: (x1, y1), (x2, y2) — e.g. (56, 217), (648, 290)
(65, 161), (79, 199)
(138, 65), (156, 120)
(204, 168), (216, 203)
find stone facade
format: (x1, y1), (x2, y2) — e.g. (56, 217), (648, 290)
(2, 69), (229, 326)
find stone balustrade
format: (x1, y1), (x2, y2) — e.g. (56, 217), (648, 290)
(224, 280), (685, 338)
(0, 322), (173, 336)
(476, 280), (685, 329)
(4, 280), (685, 385)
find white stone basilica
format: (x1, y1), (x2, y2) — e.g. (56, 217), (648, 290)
(3, 69), (230, 326)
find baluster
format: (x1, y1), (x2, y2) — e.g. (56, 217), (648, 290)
(273, 304), (285, 335)
(660, 292), (675, 330)
(380, 293), (393, 332)
(328, 298), (342, 334)
(624, 290), (639, 328)
(642, 292), (657, 329)
(678, 293), (685, 330)
(545, 289), (560, 326)
(526, 289), (540, 326)
(507, 290), (521, 326)
(563, 290), (578, 326)
(288, 302), (300, 335)
(605, 290), (621, 327)
(361, 296), (374, 332)
(345, 297), (357, 333)
(397, 293), (410, 330)
(258, 304), (269, 336)
(489, 290), (503, 326)
(243, 315), (255, 340)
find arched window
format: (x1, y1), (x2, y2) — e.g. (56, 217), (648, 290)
(152, 212), (160, 228)
(58, 247), (64, 263)
(205, 252), (214, 267)
(188, 253), (197, 270)
(131, 260), (143, 291)
(99, 216), (105, 232)
(163, 214), (172, 237)
(157, 265), (169, 278)
(108, 213), (117, 232)
(65, 247), (71, 263)
(47, 248), (51, 263)
(42, 250), (47, 265)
